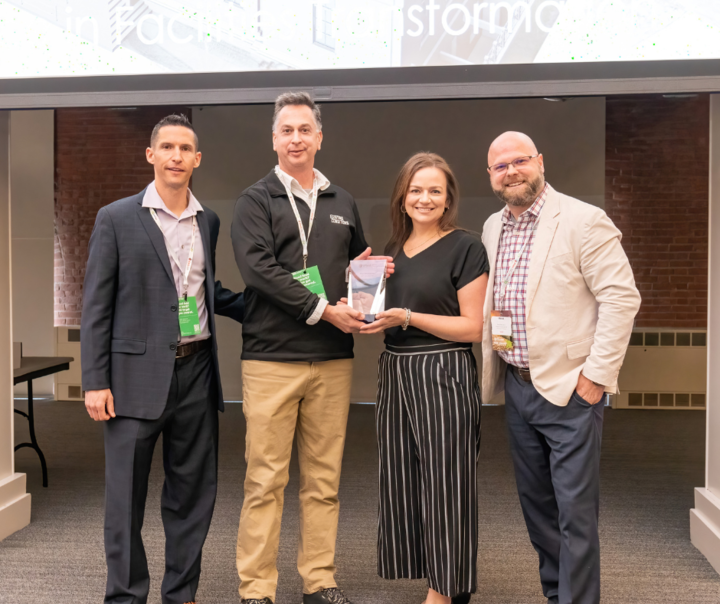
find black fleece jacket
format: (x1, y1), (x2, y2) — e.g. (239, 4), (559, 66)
(231, 170), (368, 362)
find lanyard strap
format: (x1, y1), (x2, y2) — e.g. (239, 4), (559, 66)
(277, 170), (319, 271)
(498, 219), (538, 306)
(149, 208), (197, 298)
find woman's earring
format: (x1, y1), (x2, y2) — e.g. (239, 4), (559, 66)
(401, 205), (407, 214)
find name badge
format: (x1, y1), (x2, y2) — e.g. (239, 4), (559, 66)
(292, 265), (327, 300)
(178, 296), (202, 337)
(491, 310), (514, 351)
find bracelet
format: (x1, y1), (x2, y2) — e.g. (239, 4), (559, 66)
(401, 308), (411, 330)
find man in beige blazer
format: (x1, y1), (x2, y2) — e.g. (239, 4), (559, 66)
(481, 132), (641, 604)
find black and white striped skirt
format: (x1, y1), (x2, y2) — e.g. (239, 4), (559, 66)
(376, 343), (482, 598)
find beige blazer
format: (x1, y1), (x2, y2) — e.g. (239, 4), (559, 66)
(481, 185), (641, 406)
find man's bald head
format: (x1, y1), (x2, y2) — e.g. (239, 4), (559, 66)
(486, 131), (545, 214)
(488, 131), (538, 167)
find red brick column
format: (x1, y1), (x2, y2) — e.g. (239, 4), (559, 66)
(54, 106), (191, 326)
(605, 94), (709, 328)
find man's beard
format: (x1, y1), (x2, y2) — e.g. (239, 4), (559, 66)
(492, 173), (545, 207)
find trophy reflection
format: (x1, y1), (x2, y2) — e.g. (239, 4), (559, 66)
(348, 259), (386, 323)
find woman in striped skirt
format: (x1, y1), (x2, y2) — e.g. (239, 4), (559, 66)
(359, 153), (489, 604)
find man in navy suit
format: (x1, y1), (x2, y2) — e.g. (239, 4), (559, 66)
(81, 114), (244, 604)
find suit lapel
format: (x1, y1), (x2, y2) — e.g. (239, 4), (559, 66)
(526, 188), (561, 312)
(484, 212), (503, 315)
(136, 204), (175, 285)
(197, 212), (215, 311)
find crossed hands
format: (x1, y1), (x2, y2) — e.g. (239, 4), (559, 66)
(322, 247), (394, 334)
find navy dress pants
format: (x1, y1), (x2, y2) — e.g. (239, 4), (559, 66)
(504, 366), (604, 604)
(103, 347), (218, 604)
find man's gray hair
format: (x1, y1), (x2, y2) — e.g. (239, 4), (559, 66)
(272, 91), (322, 132)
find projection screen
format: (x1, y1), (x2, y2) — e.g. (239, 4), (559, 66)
(1, 0), (720, 106)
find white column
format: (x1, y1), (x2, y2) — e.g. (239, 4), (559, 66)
(691, 93), (720, 573)
(0, 112), (31, 541)
(10, 110), (56, 397)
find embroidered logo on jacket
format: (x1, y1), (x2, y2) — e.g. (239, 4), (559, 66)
(330, 214), (350, 225)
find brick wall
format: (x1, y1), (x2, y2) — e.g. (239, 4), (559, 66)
(55, 98), (711, 329)
(605, 94), (709, 328)
(54, 106), (191, 326)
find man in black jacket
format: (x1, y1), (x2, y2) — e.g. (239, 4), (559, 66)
(231, 92), (391, 604)
(81, 114), (244, 604)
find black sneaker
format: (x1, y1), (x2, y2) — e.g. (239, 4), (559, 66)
(303, 587), (353, 604)
(241, 599), (273, 604)
(452, 594), (471, 604)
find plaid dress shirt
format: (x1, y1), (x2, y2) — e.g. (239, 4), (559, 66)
(493, 184), (549, 368)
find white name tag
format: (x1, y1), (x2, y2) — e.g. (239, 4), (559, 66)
(491, 315), (513, 336)
(491, 310), (514, 351)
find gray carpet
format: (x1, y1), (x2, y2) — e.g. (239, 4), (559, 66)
(2, 401), (719, 603)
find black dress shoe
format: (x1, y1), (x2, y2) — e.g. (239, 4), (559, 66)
(451, 594), (471, 604)
(303, 587), (352, 604)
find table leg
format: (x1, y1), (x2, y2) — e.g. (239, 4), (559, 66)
(13, 380), (48, 488)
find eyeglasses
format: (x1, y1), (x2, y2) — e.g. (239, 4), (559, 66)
(488, 155), (539, 174)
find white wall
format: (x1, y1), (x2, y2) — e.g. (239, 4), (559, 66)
(10, 111), (55, 397)
(193, 97), (606, 401)
(0, 111), (32, 541)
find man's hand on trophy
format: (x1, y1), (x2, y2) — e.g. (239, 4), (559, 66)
(321, 303), (365, 333)
(354, 247), (395, 277)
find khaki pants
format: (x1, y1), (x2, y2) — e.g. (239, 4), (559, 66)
(236, 359), (353, 601)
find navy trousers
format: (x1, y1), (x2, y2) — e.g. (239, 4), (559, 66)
(504, 366), (604, 604)
(103, 347), (218, 604)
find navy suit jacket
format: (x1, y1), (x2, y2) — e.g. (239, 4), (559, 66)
(80, 188), (244, 420)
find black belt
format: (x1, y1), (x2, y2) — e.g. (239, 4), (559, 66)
(513, 365), (532, 383)
(176, 338), (211, 359)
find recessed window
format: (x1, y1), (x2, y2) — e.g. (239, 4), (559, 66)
(676, 332), (691, 346)
(644, 332), (659, 346)
(628, 393), (643, 407)
(691, 393), (706, 408)
(692, 332), (707, 347)
(659, 393), (674, 407)
(313, 2), (336, 51)
(644, 393), (658, 407)
(629, 332), (643, 347)
(660, 332), (675, 346)
(675, 393), (690, 407)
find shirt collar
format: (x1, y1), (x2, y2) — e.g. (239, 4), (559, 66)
(274, 165), (331, 195)
(501, 182), (549, 226)
(142, 181), (204, 219)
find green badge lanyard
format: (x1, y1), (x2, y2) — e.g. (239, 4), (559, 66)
(149, 208), (197, 299)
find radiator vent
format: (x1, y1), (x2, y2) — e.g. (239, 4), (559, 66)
(629, 331), (706, 347)
(68, 385), (84, 399)
(627, 392), (706, 409)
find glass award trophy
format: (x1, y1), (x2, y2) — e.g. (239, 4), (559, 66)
(348, 259), (386, 323)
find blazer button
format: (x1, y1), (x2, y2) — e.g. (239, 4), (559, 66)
(170, 343), (177, 351)
(171, 305), (177, 312)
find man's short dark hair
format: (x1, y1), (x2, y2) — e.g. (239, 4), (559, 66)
(272, 92), (322, 132)
(150, 114), (198, 150)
